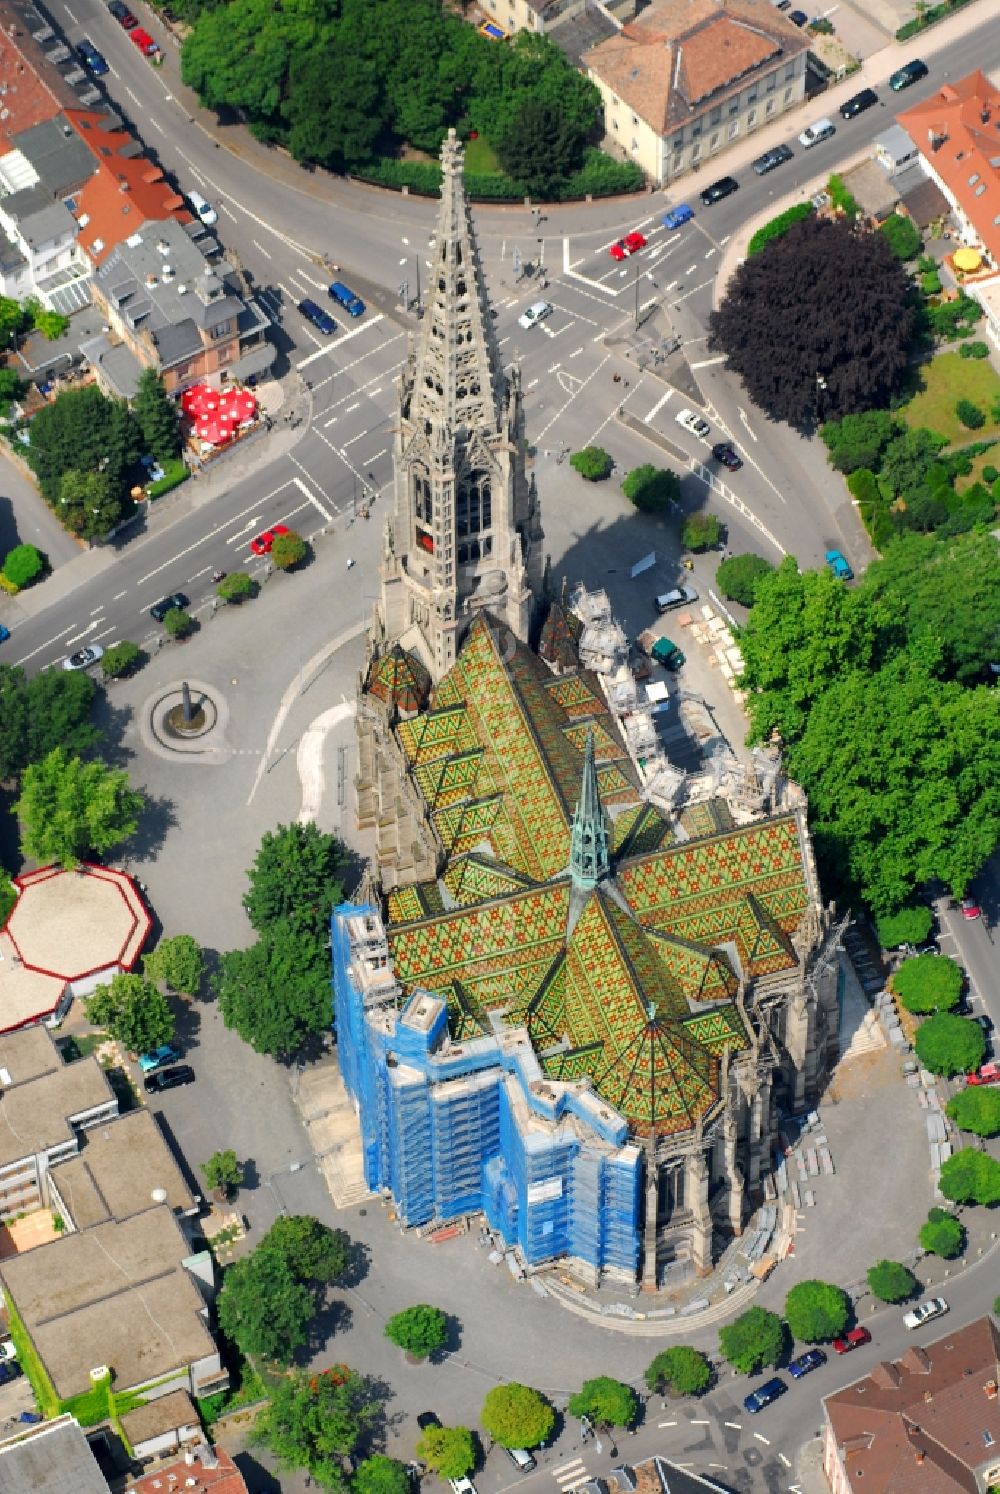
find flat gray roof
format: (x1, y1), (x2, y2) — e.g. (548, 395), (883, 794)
(119, 1387), (197, 1445)
(0, 1414), (110, 1494)
(0, 1051), (112, 1169)
(51, 1109), (196, 1229)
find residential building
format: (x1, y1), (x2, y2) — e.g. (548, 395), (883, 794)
(119, 1390), (201, 1464)
(340, 131), (842, 1290)
(582, 0), (810, 187)
(823, 1316), (1000, 1493)
(0, 115), (96, 308)
(0, 1413), (112, 1494)
(127, 1444), (248, 1494)
(86, 215), (273, 396)
(67, 109), (190, 268)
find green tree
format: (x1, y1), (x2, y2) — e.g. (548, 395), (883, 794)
(16, 748), (144, 868)
(480, 1383), (554, 1449)
(718, 1306), (786, 1375)
(353, 1455), (412, 1494)
(56, 468), (127, 540)
(866, 1260), (917, 1304)
(716, 553), (773, 607)
(163, 606), (194, 638)
(216, 925), (331, 1059)
(681, 513), (723, 551)
(0, 366), (26, 417)
(84, 973), (175, 1055)
(261, 1215), (351, 1287)
(496, 98), (584, 195)
(101, 641), (141, 679)
(218, 1245), (314, 1364)
(252, 1365), (383, 1489)
(285, 48), (386, 169)
(133, 367), (181, 461)
(622, 464), (681, 514)
(914, 1013), (986, 1078)
(821, 410), (900, 474)
(384, 1304), (448, 1360)
(0, 870), (15, 927)
(217, 571), (253, 603)
(879, 212), (922, 261)
(201, 1150), (244, 1198)
(919, 1207), (964, 1258)
(644, 1346), (712, 1397)
(0, 665), (99, 781)
(244, 822), (345, 944)
(566, 1376), (637, 1428)
(569, 447), (613, 481)
(271, 529), (307, 570)
(946, 1086), (1000, 1138)
(143, 934), (204, 995)
(939, 1148), (1000, 1206)
(2, 544), (43, 589)
(0, 294), (27, 347)
(784, 1280), (850, 1343)
(875, 905), (933, 950)
(26, 301), (69, 341)
(416, 1425), (476, 1481)
(27, 385), (140, 505)
(893, 954), (963, 1015)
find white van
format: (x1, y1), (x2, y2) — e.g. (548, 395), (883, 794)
(187, 189), (218, 226)
(798, 117), (835, 149)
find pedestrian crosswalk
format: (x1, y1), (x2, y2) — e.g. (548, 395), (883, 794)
(553, 1458), (592, 1491)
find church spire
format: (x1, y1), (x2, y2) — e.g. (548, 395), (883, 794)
(570, 729), (610, 890)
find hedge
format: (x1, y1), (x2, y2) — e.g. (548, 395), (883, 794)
(747, 202), (813, 258)
(148, 457), (189, 498)
(847, 467), (894, 548)
(896, 0), (976, 41)
(351, 147), (643, 203)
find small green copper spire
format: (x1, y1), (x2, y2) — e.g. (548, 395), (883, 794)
(570, 728), (609, 890)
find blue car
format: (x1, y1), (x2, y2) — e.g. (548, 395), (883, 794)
(743, 1376), (786, 1414)
(77, 39), (110, 75)
(825, 548), (854, 581)
(788, 1348), (826, 1379)
(298, 299), (337, 335)
(328, 281), (366, 317)
(662, 203), (694, 230)
(0, 624), (10, 644)
(138, 1043), (181, 1075)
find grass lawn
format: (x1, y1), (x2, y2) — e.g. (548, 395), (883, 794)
(464, 135), (500, 174)
(956, 444), (1000, 492)
(901, 352), (1000, 444)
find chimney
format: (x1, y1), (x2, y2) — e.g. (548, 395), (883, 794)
(915, 1450), (926, 1465)
(986, 1380), (998, 1399)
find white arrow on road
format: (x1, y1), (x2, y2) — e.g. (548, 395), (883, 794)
(62, 620), (99, 647)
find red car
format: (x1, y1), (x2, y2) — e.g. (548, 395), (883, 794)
(130, 26), (158, 55)
(960, 897), (981, 920)
(967, 1062), (1000, 1087)
(609, 231), (647, 261)
(833, 1327), (872, 1355)
(250, 523), (290, 556)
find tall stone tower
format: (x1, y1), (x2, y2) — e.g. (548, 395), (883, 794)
(374, 129), (544, 682)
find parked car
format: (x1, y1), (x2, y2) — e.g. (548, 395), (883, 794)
(825, 549), (853, 581)
(0, 1341), (16, 1362)
(251, 523), (290, 556)
(833, 1326), (871, 1354)
(841, 88), (879, 119)
(743, 1377), (786, 1413)
(712, 442), (743, 471)
(700, 176), (739, 206)
(0, 624), (9, 644)
(76, 39), (109, 75)
(63, 645), (104, 671)
(138, 1044), (181, 1074)
(966, 1062), (1000, 1087)
(789, 8), (808, 22)
(662, 204), (694, 230)
(449, 1480), (477, 1494)
(518, 300), (553, 330)
(799, 117), (836, 149)
(506, 1449), (536, 1473)
(0, 1362), (21, 1386)
(651, 636), (685, 671)
(144, 1064), (195, 1094)
(676, 407), (711, 438)
(788, 1349), (827, 1379)
(960, 896), (981, 920)
(130, 26), (158, 55)
(903, 1297), (948, 1331)
(655, 585), (698, 613)
(108, 0), (138, 26)
(149, 592), (188, 622)
(609, 231), (647, 260)
(752, 144), (794, 175)
(298, 298), (337, 335)
(890, 59), (928, 90)
(329, 281), (365, 317)
(187, 190), (218, 226)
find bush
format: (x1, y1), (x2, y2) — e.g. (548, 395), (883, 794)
(826, 174), (860, 221)
(163, 607), (194, 638)
(559, 149), (643, 201)
(569, 446), (613, 481)
(716, 553), (773, 608)
(956, 398), (985, 430)
(101, 641), (140, 679)
(880, 213), (922, 262)
(919, 1207), (964, 1258)
(875, 905), (933, 950)
(892, 953), (963, 1015)
(920, 271), (942, 296)
(682, 513), (723, 552)
(416, 1426), (476, 1480)
(983, 465), (999, 484)
(958, 341), (990, 360)
(218, 571), (253, 604)
(784, 1280), (850, 1343)
(644, 1346), (712, 1397)
(480, 1384), (554, 1449)
(621, 464), (680, 514)
(146, 457), (189, 498)
(384, 1304), (447, 1360)
(747, 202), (813, 258)
(270, 529), (307, 570)
(2, 543), (43, 589)
(867, 1260), (917, 1303)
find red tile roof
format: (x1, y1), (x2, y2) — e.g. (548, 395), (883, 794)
(0, 15), (77, 153)
(65, 110), (190, 263)
(127, 1445), (247, 1494)
(897, 70), (1000, 267)
(824, 1316), (1000, 1493)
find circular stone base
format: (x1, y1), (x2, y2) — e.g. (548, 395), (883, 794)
(165, 702), (209, 735)
(141, 679), (232, 764)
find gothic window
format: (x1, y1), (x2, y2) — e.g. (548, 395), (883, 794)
(414, 471), (432, 523)
(455, 470), (491, 539)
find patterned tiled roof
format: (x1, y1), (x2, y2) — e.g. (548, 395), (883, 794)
(538, 600), (582, 671)
(366, 645), (432, 715)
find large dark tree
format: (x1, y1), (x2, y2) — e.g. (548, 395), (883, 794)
(27, 384), (140, 505)
(496, 99), (584, 196)
(709, 216), (915, 425)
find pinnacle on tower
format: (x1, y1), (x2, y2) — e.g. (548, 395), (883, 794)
(570, 728), (610, 890)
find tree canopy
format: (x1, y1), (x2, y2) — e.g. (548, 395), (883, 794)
(16, 748), (144, 868)
(496, 99), (585, 196)
(26, 383), (140, 510)
(353, 1455), (412, 1494)
(866, 1260), (917, 1304)
(84, 974), (175, 1055)
(622, 464), (680, 514)
(644, 1346), (712, 1397)
(718, 1306), (786, 1375)
(919, 1207), (964, 1258)
(938, 1147), (1000, 1206)
(3, 544), (43, 589)
(217, 1242), (315, 1364)
(946, 1085), (1000, 1138)
(570, 447), (613, 482)
(416, 1425), (476, 1480)
(263, 1215), (351, 1286)
(252, 1365), (383, 1490)
(715, 553), (773, 608)
(480, 1383), (554, 1449)
(892, 954), (963, 1015)
(0, 664), (98, 781)
(244, 821), (345, 945)
(216, 923), (332, 1059)
(143, 934), (204, 996)
(133, 368), (181, 462)
(875, 904), (933, 950)
(709, 216), (915, 426)
(783, 1280), (850, 1343)
(566, 1377), (637, 1428)
(271, 529), (307, 570)
(384, 1304), (448, 1360)
(201, 1150), (244, 1197)
(913, 1013), (985, 1078)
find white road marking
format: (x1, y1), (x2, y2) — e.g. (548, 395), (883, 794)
(90, 604), (105, 616)
(63, 2), (77, 18)
(704, 246), (718, 258)
(113, 590), (128, 601)
(343, 402), (361, 415)
(220, 203), (237, 221)
(645, 390), (674, 422)
(658, 1420), (677, 1428)
(92, 625), (118, 642)
(341, 430), (370, 449)
(569, 346), (585, 359)
(526, 378), (539, 389)
(62, 621), (99, 647)
(136, 482), (298, 586)
(252, 239), (269, 256)
(15, 624), (78, 666)
(297, 313), (385, 369)
(724, 1421), (742, 1430)
(547, 363), (562, 375)
(536, 352), (612, 443)
(690, 356), (726, 369)
(685, 263), (698, 275)
(690, 1419), (711, 1426)
(779, 1453), (791, 1467)
(739, 407), (758, 442)
(292, 472), (332, 523)
(753, 1432), (770, 1445)
(720, 234), (731, 245)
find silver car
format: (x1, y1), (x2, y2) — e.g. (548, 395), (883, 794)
(62, 644), (105, 671)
